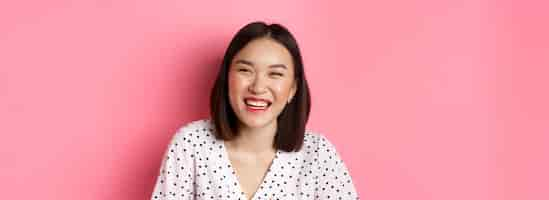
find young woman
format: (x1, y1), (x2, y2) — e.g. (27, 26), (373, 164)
(150, 21), (359, 200)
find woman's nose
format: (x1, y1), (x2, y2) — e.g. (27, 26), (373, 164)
(248, 75), (267, 94)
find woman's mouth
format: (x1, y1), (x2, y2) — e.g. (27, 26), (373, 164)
(244, 98), (272, 112)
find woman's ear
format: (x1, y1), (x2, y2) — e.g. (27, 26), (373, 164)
(289, 81), (297, 103)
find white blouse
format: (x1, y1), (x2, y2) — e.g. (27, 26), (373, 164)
(150, 119), (359, 200)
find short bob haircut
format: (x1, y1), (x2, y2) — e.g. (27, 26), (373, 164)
(210, 21), (311, 152)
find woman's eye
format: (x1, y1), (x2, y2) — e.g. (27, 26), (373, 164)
(238, 68), (250, 72)
(270, 72), (284, 77)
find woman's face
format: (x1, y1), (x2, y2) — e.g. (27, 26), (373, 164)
(228, 38), (297, 130)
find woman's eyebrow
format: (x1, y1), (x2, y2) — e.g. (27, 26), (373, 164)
(269, 64), (287, 70)
(234, 59), (253, 66)
(234, 59), (287, 70)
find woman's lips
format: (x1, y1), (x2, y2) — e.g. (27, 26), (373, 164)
(244, 97), (272, 103)
(244, 97), (271, 112)
(246, 105), (267, 112)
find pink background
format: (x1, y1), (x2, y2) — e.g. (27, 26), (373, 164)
(1, 0), (548, 199)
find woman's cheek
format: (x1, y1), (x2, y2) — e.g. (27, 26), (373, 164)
(273, 81), (290, 98)
(228, 74), (243, 90)
(228, 75), (243, 103)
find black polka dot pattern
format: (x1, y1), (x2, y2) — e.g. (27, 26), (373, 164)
(150, 119), (359, 200)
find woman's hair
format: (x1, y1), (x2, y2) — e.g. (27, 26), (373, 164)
(210, 21), (311, 152)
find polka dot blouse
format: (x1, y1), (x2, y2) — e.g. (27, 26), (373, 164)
(150, 119), (359, 200)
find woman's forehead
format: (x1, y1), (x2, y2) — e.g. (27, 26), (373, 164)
(232, 38), (294, 68)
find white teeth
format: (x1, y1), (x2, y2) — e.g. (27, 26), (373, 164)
(245, 100), (269, 107)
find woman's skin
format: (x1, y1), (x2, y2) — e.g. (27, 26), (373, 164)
(224, 37), (297, 199)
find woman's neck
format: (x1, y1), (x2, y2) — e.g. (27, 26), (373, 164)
(227, 120), (277, 154)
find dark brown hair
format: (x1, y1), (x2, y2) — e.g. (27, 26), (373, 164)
(209, 21), (311, 152)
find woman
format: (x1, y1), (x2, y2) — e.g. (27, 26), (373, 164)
(150, 21), (359, 200)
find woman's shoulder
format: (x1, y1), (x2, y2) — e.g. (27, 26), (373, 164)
(176, 118), (214, 132)
(171, 118), (216, 145)
(304, 129), (329, 144)
(303, 129), (340, 152)
(301, 130), (351, 173)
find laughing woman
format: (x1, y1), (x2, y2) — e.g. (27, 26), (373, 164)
(150, 22), (359, 200)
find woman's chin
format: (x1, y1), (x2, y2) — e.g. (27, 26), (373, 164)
(238, 117), (276, 129)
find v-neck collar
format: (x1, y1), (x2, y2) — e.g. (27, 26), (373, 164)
(220, 140), (281, 200)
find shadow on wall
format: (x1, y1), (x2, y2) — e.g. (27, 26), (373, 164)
(110, 30), (228, 199)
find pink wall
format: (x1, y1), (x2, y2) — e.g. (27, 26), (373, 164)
(1, 0), (547, 199)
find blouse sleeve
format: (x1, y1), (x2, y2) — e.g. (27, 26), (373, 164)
(316, 135), (360, 199)
(150, 127), (195, 200)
